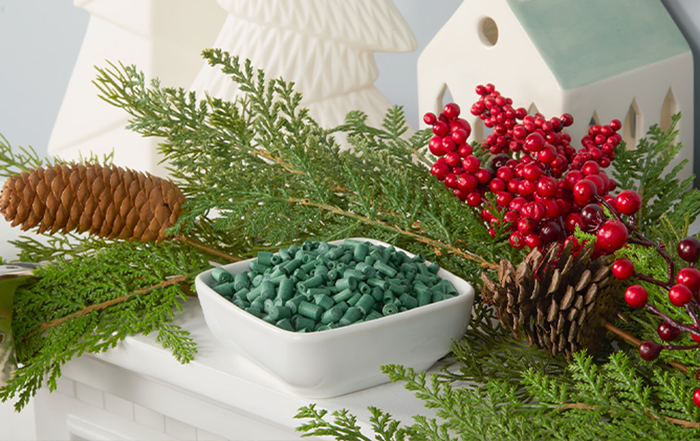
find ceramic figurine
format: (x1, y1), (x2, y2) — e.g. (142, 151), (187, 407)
(191, 0), (417, 130)
(47, 0), (227, 176)
(418, 0), (694, 181)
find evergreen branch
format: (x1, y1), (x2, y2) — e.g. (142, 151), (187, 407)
(28, 274), (189, 339)
(0, 134), (45, 179)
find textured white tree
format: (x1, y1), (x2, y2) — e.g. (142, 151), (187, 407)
(191, 0), (417, 130)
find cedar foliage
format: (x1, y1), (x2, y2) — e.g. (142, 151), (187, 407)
(1, 49), (699, 436)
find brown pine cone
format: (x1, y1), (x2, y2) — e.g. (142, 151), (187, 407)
(0, 162), (185, 243)
(481, 241), (619, 359)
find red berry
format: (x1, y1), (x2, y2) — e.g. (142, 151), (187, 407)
(443, 103), (461, 119)
(596, 219), (629, 252)
(612, 258), (635, 280)
(536, 176), (558, 198)
(586, 175), (606, 196)
(489, 178), (506, 193)
(509, 231), (525, 249)
(496, 191), (513, 207)
(433, 121), (449, 136)
(525, 233), (542, 249)
(668, 283), (693, 307)
(610, 119), (622, 131)
(518, 179), (536, 197)
(537, 145), (557, 164)
(423, 112), (437, 125)
(560, 113), (574, 127)
(625, 285), (648, 308)
(444, 151), (461, 167)
(509, 196), (527, 212)
(444, 173), (458, 189)
(615, 190), (642, 216)
(430, 161), (450, 180)
(522, 163), (543, 182)
(573, 179), (598, 204)
(564, 213), (583, 234)
(677, 267), (700, 291)
(452, 128), (468, 144)
(538, 220), (562, 243)
(466, 192), (482, 207)
(462, 156), (481, 173)
(580, 204), (605, 230)
(657, 322), (681, 341)
(525, 132), (545, 152)
(456, 174), (478, 193)
(458, 144), (473, 157)
(429, 136), (446, 156)
(692, 388), (700, 408)
(678, 236), (700, 263)
(518, 217), (537, 235)
(442, 137), (457, 153)
(476, 168), (492, 184)
(497, 166), (514, 182)
(563, 170), (584, 190)
(639, 340), (663, 361)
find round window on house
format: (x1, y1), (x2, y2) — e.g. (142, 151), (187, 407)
(478, 17), (498, 46)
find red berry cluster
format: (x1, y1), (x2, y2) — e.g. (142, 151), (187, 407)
(426, 84), (622, 250)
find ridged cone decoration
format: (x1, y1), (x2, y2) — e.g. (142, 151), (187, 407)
(481, 241), (619, 359)
(0, 163), (185, 243)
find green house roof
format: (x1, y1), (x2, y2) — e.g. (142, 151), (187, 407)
(505, 0), (690, 89)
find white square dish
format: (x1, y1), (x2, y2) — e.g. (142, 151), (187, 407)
(195, 238), (475, 399)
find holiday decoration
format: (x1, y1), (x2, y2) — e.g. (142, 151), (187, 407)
(191, 0), (416, 130)
(417, 0), (694, 182)
(3, 51), (700, 436)
(0, 163), (185, 243)
(48, 0), (227, 176)
(425, 84), (621, 252)
(481, 240), (617, 359)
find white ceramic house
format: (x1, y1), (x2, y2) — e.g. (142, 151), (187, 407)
(418, 0), (694, 181)
(47, 0), (227, 177)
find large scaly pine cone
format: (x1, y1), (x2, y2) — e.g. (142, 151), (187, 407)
(481, 241), (619, 359)
(0, 163), (185, 242)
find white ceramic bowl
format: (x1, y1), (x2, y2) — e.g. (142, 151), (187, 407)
(195, 238), (475, 399)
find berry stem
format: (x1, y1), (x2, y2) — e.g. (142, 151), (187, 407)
(633, 272), (671, 290)
(646, 303), (700, 339)
(603, 321), (689, 373)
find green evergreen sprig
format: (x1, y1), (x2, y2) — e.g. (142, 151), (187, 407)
(0, 238), (211, 410)
(0, 134), (43, 179)
(297, 350), (700, 440)
(612, 114), (699, 239)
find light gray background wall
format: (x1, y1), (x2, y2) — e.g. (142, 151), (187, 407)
(1, 0), (699, 181)
(0, 0), (461, 158)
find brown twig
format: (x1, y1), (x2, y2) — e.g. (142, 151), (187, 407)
(175, 235), (242, 262)
(562, 402), (700, 429)
(289, 197), (499, 271)
(25, 275), (189, 340)
(604, 321), (689, 373)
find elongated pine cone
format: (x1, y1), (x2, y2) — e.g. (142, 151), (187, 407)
(0, 163), (185, 242)
(481, 241), (619, 359)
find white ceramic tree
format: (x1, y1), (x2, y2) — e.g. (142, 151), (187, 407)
(48, 0), (227, 176)
(191, 0), (417, 130)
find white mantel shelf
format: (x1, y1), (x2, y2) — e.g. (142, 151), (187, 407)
(30, 298), (436, 441)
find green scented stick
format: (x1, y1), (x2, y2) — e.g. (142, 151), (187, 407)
(321, 307), (344, 325)
(339, 307), (363, 326)
(211, 267), (234, 284)
(298, 301), (323, 321)
(355, 293), (376, 315)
